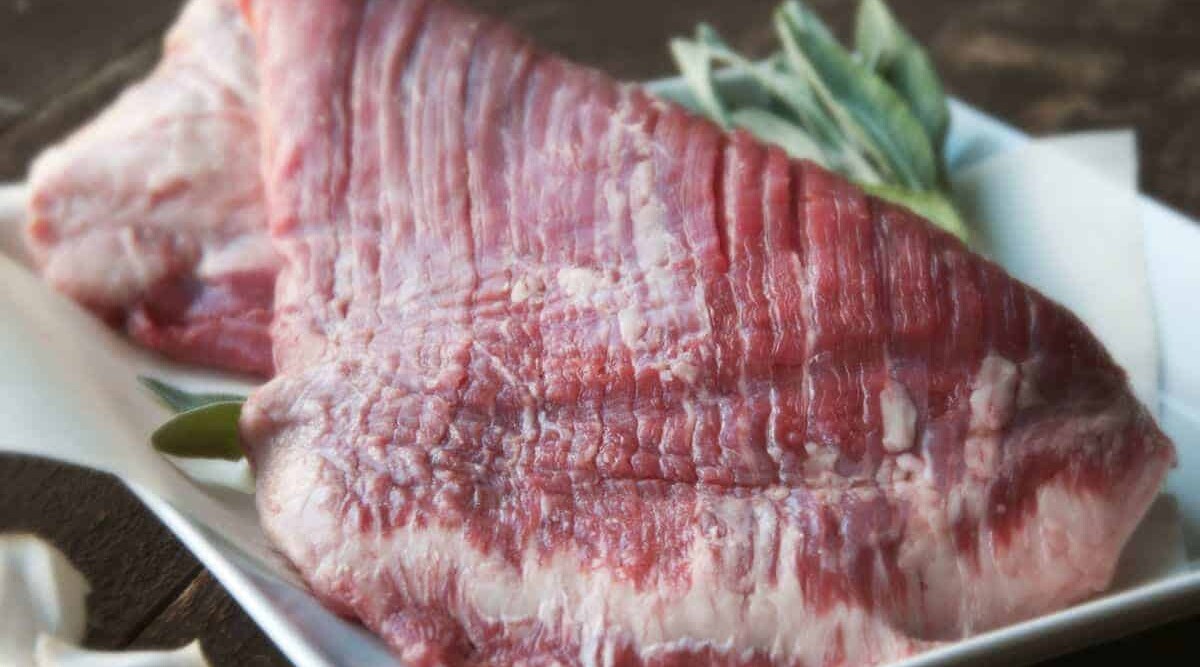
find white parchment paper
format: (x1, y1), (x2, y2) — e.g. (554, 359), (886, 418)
(0, 535), (88, 667)
(953, 131), (1160, 411)
(35, 636), (207, 667)
(0, 535), (208, 667)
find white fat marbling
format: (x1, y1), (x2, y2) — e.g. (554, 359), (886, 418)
(880, 380), (918, 453)
(556, 267), (612, 302)
(633, 202), (670, 269)
(196, 233), (277, 279)
(315, 492), (921, 666)
(964, 435), (1000, 478)
(969, 354), (1019, 431)
(510, 274), (544, 303)
(618, 306), (647, 346)
(666, 358), (699, 385)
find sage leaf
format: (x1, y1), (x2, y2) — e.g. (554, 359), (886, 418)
(139, 376), (245, 414)
(776, 1), (938, 191)
(887, 50), (950, 158)
(140, 377), (247, 460)
(854, 0), (950, 154)
(854, 0), (907, 71)
(774, 2), (893, 181)
(861, 182), (969, 240)
(664, 0), (968, 241)
(730, 108), (827, 163)
(693, 29), (835, 143)
(674, 28), (883, 184)
(150, 401), (245, 461)
(670, 35), (730, 127)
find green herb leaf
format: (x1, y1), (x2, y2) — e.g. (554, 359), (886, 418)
(854, 0), (906, 71)
(854, 0), (950, 154)
(673, 28), (884, 184)
(886, 50), (950, 159)
(670, 35), (730, 127)
(139, 376), (246, 414)
(729, 108), (827, 162)
(150, 401), (245, 461)
(140, 377), (247, 460)
(693, 29), (834, 142)
(776, 1), (938, 191)
(664, 0), (968, 241)
(861, 182), (969, 240)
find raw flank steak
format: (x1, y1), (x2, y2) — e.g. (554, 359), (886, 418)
(235, 1), (1176, 665)
(24, 0), (275, 376)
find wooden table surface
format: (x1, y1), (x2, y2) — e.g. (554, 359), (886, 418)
(1, 0), (1197, 664)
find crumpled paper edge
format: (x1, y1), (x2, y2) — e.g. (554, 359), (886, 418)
(0, 535), (209, 667)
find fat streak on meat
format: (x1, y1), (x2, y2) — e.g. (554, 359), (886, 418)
(24, 0), (275, 376)
(239, 1), (1176, 665)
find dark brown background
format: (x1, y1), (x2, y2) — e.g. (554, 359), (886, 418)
(1, 0), (1197, 664)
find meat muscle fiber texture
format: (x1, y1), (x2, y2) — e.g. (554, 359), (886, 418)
(24, 0), (275, 376)
(239, 1), (1175, 665)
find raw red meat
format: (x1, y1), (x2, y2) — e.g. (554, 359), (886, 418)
(24, 0), (275, 376)
(239, 1), (1175, 665)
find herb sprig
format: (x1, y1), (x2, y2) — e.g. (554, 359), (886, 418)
(669, 0), (967, 239)
(140, 377), (246, 461)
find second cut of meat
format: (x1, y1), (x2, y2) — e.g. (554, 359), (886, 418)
(24, 0), (275, 376)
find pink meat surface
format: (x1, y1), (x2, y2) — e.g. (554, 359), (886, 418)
(240, 1), (1175, 665)
(24, 0), (275, 376)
